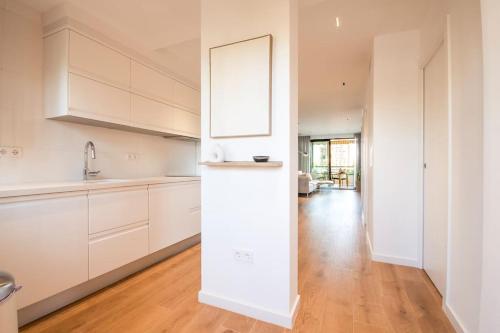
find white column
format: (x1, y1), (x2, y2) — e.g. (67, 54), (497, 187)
(199, 0), (299, 328)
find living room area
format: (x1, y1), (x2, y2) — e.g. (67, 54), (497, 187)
(298, 134), (361, 196)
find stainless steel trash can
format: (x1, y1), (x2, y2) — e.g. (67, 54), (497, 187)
(0, 271), (20, 333)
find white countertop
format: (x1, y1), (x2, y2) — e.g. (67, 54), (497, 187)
(0, 176), (201, 199)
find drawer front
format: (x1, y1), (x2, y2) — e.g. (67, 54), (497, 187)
(174, 109), (200, 137)
(68, 73), (131, 123)
(131, 61), (175, 102)
(149, 182), (201, 253)
(131, 94), (175, 131)
(89, 224), (149, 279)
(69, 31), (130, 87)
(89, 186), (148, 234)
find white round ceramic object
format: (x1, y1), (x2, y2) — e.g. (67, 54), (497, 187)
(209, 144), (225, 162)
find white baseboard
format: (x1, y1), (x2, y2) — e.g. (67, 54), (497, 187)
(198, 290), (300, 329)
(365, 230), (419, 268)
(371, 252), (419, 268)
(443, 302), (466, 333)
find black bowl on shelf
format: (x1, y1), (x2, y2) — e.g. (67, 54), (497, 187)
(253, 156), (270, 163)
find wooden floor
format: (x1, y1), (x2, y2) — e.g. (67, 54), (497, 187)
(22, 190), (454, 333)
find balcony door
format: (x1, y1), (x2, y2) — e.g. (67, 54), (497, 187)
(310, 138), (358, 189)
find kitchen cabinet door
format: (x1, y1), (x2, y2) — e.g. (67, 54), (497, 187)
(68, 73), (131, 124)
(149, 182), (201, 253)
(0, 193), (88, 308)
(89, 224), (149, 279)
(174, 109), (201, 137)
(69, 31), (130, 88)
(131, 94), (175, 132)
(88, 186), (148, 234)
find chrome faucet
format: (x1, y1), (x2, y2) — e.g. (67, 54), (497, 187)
(84, 141), (100, 180)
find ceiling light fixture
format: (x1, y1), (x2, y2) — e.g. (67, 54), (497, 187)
(336, 17), (341, 28)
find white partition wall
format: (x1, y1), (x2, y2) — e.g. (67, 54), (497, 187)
(479, 0), (500, 331)
(368, 30), (422, 267)
(199, 0), (299, 328)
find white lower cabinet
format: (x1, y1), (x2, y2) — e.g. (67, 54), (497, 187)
(88, 186), (149, 234)
(89, 224), (149, 279)
(149, 182), (201, 253)
(0, 180), (200, 310)
(0, 193), (88, 308)
(88, 186), (149, 278)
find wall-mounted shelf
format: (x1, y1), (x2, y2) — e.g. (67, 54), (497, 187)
(199, 161), (283, 168)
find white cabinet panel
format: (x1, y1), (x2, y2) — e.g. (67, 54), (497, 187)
(0, 194), (88, 308)
(174, 109), (201, 137)
(131, 61), (175, 102)
(69, 31), (130, 87)
(174, 82), (200, 113)
(89, 186), (148, 234)
(69, 73), (131, 123)
(89, 224), (149, 279)
(131, 94), (175, 131)
(44, 28), (199, 138)
(149, 182), (201, 253)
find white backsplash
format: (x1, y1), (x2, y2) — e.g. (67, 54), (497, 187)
(0, 1), (200, 185)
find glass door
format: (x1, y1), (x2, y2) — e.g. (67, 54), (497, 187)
(310, 140), (330, 180)
(330, 138), (357, 189)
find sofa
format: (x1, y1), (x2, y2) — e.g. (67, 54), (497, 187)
(298, 172), (317, 196)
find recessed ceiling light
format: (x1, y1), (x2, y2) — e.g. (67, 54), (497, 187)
(336, 17), (341, 28)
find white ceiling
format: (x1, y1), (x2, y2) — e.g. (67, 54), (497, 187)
(22, 0), (431, 136)
(298, 0), (431, 135)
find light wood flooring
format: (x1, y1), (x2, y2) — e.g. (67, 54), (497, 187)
(22, 189), (455, 333)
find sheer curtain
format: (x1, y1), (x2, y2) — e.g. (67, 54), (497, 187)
(298, 136), (311, 173)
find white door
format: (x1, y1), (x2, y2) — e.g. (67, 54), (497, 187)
(423, 43), (448, 295)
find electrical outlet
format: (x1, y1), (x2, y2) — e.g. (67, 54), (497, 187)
(0, 147), (8, 158)
(233, 249), (254, 263)
(126, 153), (139, 160)
(10, 147), (22, 159)
(0, 146), (22, 159)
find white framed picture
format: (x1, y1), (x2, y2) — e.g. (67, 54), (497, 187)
(209, 34), (272, 138)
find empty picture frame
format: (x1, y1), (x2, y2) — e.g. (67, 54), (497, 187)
(209, 35), (272, 138)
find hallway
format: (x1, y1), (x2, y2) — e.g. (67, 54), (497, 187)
(295, 190), (454, 332)
(22, 190), (454, 332)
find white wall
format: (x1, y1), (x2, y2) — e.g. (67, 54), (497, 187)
(444, 1), (484, 331)
(479, 0), (500, 331)
(369, 30), (421, 266)
(0, 1), (199, 185)
(199, 0), (299, 328)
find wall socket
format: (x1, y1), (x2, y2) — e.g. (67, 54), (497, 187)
(0, 146), (23, 159)
(233, 249), (254, 263)
(126, 153), (139, 160)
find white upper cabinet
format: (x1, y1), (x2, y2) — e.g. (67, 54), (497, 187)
(44, 27), (200, 138)
(131, 94), (175, 132)
(174, 82), (200, 114)
(69, 31), (130, 88)
(175, 109), (201, 137)
(69, 73), (131, 123)
(131, 61), (175, 102)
